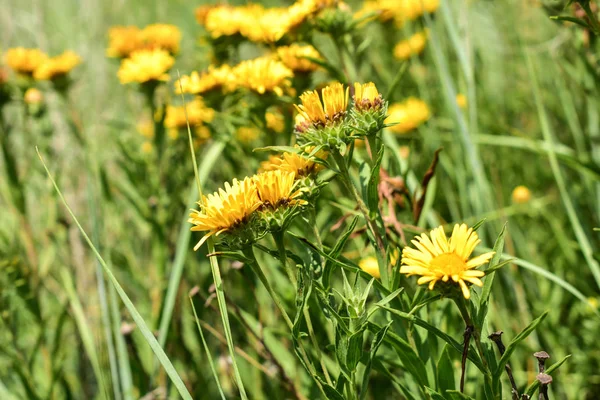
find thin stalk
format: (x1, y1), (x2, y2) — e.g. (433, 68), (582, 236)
(331, 149), (388, 285)
(180, 74), (249, 399)
(272, 232), (333, 386)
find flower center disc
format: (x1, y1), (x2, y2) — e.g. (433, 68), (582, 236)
(430, 252), (467, 275)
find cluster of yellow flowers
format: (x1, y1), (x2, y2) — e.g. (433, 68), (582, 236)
(260, 147), (328, 178)
(107, 24), (181, 58)
(189, 169), (308, 249)
(4, 48), (81, 81)
(164, 97), (215, 139)
(275, 44), (322, 72)
(360, 0), (439, 26)
(385, 97), (430, 134)
(177, 56), (294, 97)
(196, 0), (338, 43)
(108, 24), (181, 85)
(394, 30), (428, 60)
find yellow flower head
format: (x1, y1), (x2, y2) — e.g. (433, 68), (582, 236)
(266, 109), (285, 133)
(353, 82), (382, 111)
(5, 48), (48, 75)
(236, 126), (261, 144)
(295, 82), (348, 128)
(107, 26), (143, 58)
(164, 97), (215, 130)
(189, 177), (262, 249)
(260, 147), (327, 178)
(400, 224), (495, 299)
(232, 57), (293, 96)
(456, 93), (467, 109)
(24, 88), (43, 104)
(117, 49), (174, 84)
(385, 97), (430, 134)
(175, 65), (234, 95)
(253, 170), (306, 207)
(511, 185), (531, 204)
(142, 24), (181, 54)
(34, 51), (81, 81)
(359, 256), (380, 278)
(276, 44), (321, 72)
(393, 30), (427, 60)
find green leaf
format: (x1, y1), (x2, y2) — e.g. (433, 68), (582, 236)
(346, 330), (364, 372)
(549, 15), (591, 29)
(477, 223), (508, 327)
(324, 216), (359, 288)
(524, 354), (571, 396)
(437, 345), (456, 394)
(359, 322), (392, 400)
(425, 386), (447, 400)
(493, 311), (549, 382)
(446, 390), (476, 399)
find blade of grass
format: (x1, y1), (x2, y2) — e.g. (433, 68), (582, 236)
(60, 268), (110, 400)
(37, 148), (193, 400)
(157, 141), (226, 349)
(525, 50), (600, 290)
(189, 296), (226, 400)
(179, 72), (248, 399)
(108, 277), (134, 400)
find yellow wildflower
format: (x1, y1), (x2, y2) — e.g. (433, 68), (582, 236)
(456, 93), (467, 109)
(393, 31), (427, 60)
(511, 186), (531, 204)
(164, 97), (215, 131)
(142, 24), (181, 54)
(295, 82), (348, 127)
(106, 26), (143, 58)
(276, 44), (321, 72)
(231, 57), (293, 96)
(236, 126), (261, 144)
(175, 65), (234, 94)
(359, 256), (380, 278)
(4, 48), (48, 76)
(385, 98), (430, 134)
(253, 170), (307, 207)
(260, 147), (327, 178)
(266, 110), (285, 133)
(353, 82), (382, 111)
(34, 51), (81, 81)
(400, 224), (495, 299)
(24, 88), (43, 104)
(117, 49), (174, 84)
(189, 177), (262, 249)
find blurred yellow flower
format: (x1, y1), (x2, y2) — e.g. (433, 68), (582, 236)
(359, 0), (439, 25)
(137, 118), (154, 139)
(393, 31), (427, 60)
(24, 88), (43, 104)
(236, 126), (261, 143)
(253, 170), (306, 207)
(117, 49), (174, 84)
(359, 256), (380, 278)
(456, 93), (467, 109)
(142, 24), (181, 55)
(141, 141), (153, 154)
(189, 177), (261, 249)
(386, 98), (430, 134)
(34, 51), (81, 81)
(106, 26), (143, 58)
(232, 57), (293, 96)
(260, 147), (327, 178)
(401, 224), (495, 299)
(175, 65), (234, 94)
(295, 82), (348, 127)
(5, 48), (48, 76)
(511, 185), (531, 204)
(266, 110), (285, 133)
(164, 97), (215, 131)
(276, 44), (321, 72)
(353, 82), (382, 111)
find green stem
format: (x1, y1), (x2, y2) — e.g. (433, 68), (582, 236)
(581, 2), (600, 35)
(272, 231), (333, 386)
(331, 149), (388, 284)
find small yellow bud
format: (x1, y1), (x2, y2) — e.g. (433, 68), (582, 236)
(511, 185), (531, 204)
(24, 88), (43, 104)
(359, 256), (380, 279)
(456, 93), (467, 109)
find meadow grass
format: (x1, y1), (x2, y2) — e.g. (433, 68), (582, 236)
(1, 0), (599, 399)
